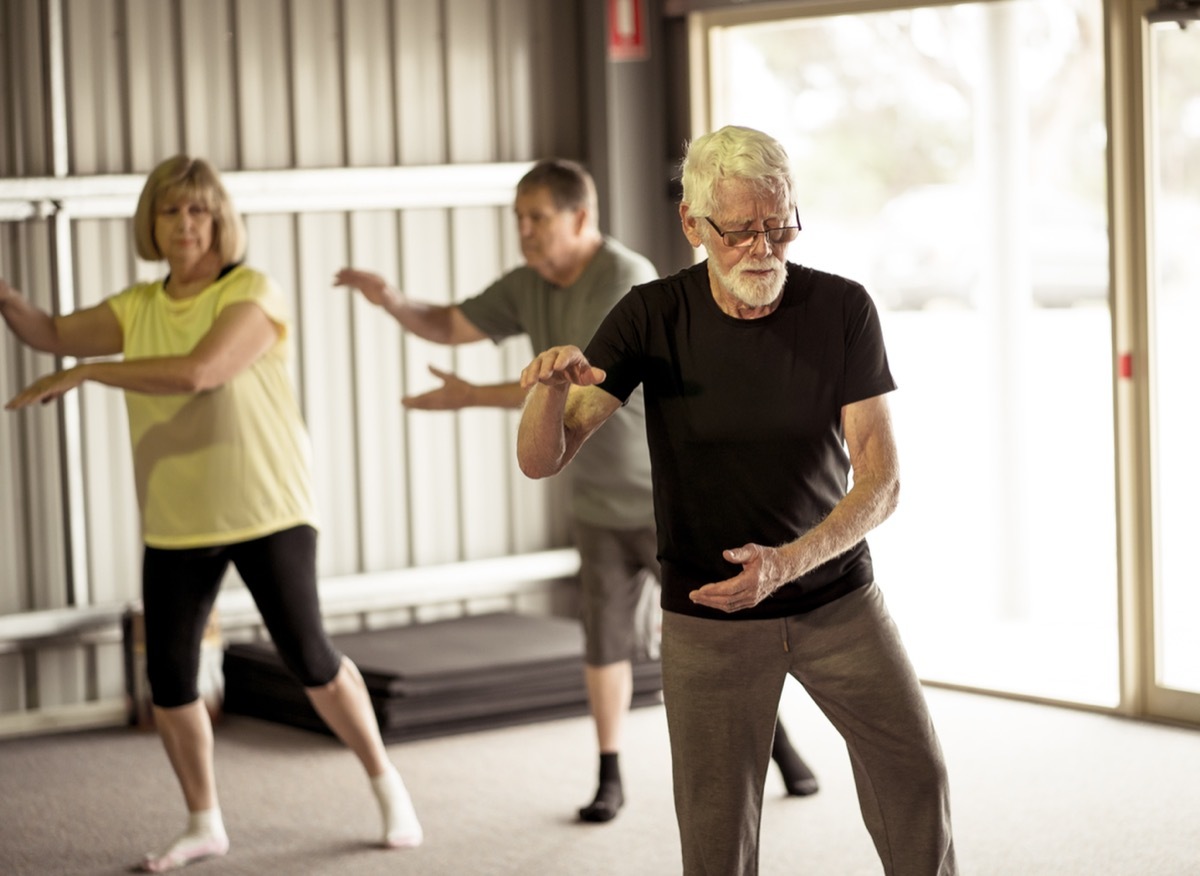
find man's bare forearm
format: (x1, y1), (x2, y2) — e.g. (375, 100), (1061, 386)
(517, 383), (572, 478)
(471, 382), (528, 409)
(775, 468), (900, 581)
(381, 297), (460, 344)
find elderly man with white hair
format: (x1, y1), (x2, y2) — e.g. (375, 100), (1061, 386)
(517, 126), (957, 875)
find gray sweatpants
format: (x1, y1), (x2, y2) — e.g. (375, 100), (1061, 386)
(661, 583), (957, 876)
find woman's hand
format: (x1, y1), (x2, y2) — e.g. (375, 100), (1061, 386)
(5, 366), (87, 410)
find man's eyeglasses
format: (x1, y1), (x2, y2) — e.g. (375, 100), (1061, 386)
(704, 207), (802, 249)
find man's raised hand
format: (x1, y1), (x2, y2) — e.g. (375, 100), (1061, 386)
(519, 345), (606, 390)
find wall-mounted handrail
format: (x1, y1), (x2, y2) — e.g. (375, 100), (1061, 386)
(0, 161), (534, 221)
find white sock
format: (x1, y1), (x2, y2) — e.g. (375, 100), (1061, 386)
(371, 766), (423, 849)
(141, 808), (230, 872)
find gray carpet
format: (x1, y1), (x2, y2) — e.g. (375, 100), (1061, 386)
(1, 685), (1198, 875)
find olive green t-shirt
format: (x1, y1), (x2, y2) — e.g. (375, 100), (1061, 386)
(458, 238), (657, 528)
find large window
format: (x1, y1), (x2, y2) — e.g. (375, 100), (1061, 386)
(705, 0), (1118, 705)
(1147, 20), (1200, 698)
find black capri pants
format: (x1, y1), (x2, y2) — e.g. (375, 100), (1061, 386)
(142, 524), (342, 708)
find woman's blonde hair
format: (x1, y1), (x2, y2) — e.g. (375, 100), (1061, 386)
(133, 155), (247, 263)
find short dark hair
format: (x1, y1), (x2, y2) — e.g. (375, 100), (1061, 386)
(517, 158), (598, 219)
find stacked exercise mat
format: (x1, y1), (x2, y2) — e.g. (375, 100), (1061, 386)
(223, 611), (663, 741)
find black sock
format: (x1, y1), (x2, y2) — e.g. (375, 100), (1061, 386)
(579, 753), (624, 822)
(772, 719), (819, 796)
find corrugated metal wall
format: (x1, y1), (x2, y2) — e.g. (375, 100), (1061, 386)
(0, 0), (585, 726)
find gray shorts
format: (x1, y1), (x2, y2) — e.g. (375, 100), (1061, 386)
(573, 520), (660, 666)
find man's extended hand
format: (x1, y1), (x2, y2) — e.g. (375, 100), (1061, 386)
(402, 365), (474, 410)
(334, 268), (402, 310)
(519, 345), (606, 390)
(688, 544), (795, 613)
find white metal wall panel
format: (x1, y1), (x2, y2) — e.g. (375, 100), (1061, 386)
(446, 0), (499, 163)
(290, 0), (346, 168)
(125, 0), (183, 169)
(96, 640), (124, 702)
(346, 211), (412, 571)
(343, 0), (397, 167)
(34, 642), (86, 709)
(0, 418), (23, 603)
(234, 0), (293, 169)
(0, 656), (23, 711)
(396, 2), (449, 164)
(1, 232), (26, 618)
(65, 0), (126, 174)
(0, 6), (13, 174)
(399, 209), (463, 565)
(79, 380), (137, 604)
(0, 0), (52, 176)
(295, 211), (359, 575)
(495, 0), (534, 158)
(21, 394), (70, 606)
(6, 225), (70, 613)
(72, 219), (141, 606)
(179, 0), (239, 169)
(450, 205), (513, 558)
(0, 229), (29, 619)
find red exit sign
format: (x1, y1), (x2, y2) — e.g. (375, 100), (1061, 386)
(609, 0), (649, 61)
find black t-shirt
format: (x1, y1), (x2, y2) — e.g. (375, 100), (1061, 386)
(585, 260), (897, 620)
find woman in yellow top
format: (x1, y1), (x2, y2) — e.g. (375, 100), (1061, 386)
(0, 156), (422, 872)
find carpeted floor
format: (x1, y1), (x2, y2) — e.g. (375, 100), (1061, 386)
(1, 684), (1198, 875)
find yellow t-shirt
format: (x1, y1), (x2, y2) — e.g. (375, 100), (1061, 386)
(106, 265), (318, 548)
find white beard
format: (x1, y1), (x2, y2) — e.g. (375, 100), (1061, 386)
(710, 251), (786, 309)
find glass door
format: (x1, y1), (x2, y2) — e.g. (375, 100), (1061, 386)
(698, 0), (1120, 706)
(1144, 12), (1200, 722)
